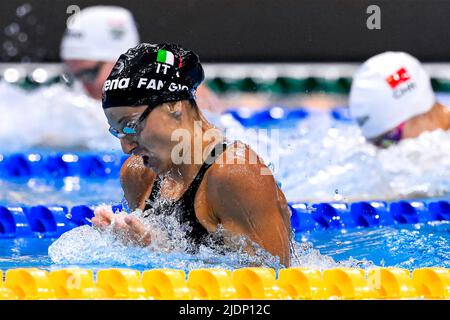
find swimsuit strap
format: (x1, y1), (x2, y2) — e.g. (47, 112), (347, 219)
(145, 141), (228, 211)
(179, 141), (228, 202)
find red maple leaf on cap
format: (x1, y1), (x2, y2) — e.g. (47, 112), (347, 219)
(386, 67), (411, 89)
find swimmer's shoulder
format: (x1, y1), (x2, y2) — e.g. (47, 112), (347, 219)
(120, 155), (156, 210)
(205, 141), (279, 202)
(201, 141), (290, 233)
(212, 140), (270, 175)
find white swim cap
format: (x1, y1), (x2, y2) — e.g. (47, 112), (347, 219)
(60, 6), (139, 61)
(349, 51), (435, 139)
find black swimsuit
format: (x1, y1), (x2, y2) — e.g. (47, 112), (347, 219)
(143, 142), (228, 250)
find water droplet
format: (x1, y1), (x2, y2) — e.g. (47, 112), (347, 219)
(333, 189), (344, 201)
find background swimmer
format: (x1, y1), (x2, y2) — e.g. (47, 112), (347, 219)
(60, 6), (139, 100)
(60, 5), (223, 112)
(349, 51), (450, 148)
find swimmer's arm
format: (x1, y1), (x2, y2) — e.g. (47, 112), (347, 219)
(206, 164), (291, 266)
(120, 155), (156, 211)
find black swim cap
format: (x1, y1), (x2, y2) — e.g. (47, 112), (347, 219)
(102, 43), (204, 109)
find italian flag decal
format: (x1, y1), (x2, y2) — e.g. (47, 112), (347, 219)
(156, 49), (174, 65)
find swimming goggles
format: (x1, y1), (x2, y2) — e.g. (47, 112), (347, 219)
(370, 122), (405, 148)
(109, 66), (181, 139)
(108, 104), (156, 139)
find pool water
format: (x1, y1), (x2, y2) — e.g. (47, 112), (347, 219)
(1, 82), (450, 272)
(299, 221), (450, 269)
(2, 120), (450, 206)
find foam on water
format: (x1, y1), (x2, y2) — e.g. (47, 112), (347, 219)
(49, 203), (282, 270)
(48, 224), (278, 270)
(270, 117), (450, 202)
(211, 110), (450, 202)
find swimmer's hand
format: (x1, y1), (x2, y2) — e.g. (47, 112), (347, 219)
(92, 207), (151, 247)
(120, 215), (152, 247)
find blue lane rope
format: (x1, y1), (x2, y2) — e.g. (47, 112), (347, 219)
(225, 106), (353, 126)
(0, 153), (128, 179)
(0, 200), (448, 238)
(226, 106), (310, 127)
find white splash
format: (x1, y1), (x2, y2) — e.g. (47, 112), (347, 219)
(274, 117), (450, 202)
(48, 204), (375, 270)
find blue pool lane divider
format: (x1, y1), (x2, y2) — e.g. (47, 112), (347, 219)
(289, 200), (450, 234)
(0, 200), (449, 238)
(0, 206), (31, 237)
(0, 204), (124, 238)
(0, 205), (78, 238)
(26, 206), (73, 237)
(225, 106), (354, 127)
(330, 106), (353, 122)
(428, 201), (450, 221)
(69, 205), (95, 226)
(350, 201), (394, 227)
(69, 204), (123, 226)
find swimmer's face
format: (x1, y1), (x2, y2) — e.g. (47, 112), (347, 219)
(105, 103), (184, 174)
(64, 60), (115, 100)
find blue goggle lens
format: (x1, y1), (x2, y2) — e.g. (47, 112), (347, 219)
(122, 126), (137, 135)
(109, 126), (137, 139)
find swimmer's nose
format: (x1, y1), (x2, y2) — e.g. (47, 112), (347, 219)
(120, 137), (138, 155)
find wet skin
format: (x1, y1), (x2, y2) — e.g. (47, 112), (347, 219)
(369, 102), (450, 147)
(93, 100), (292, 266)
(401, 103), (450, 139)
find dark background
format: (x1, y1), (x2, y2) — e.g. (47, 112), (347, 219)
(1, 0), (449, 63)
